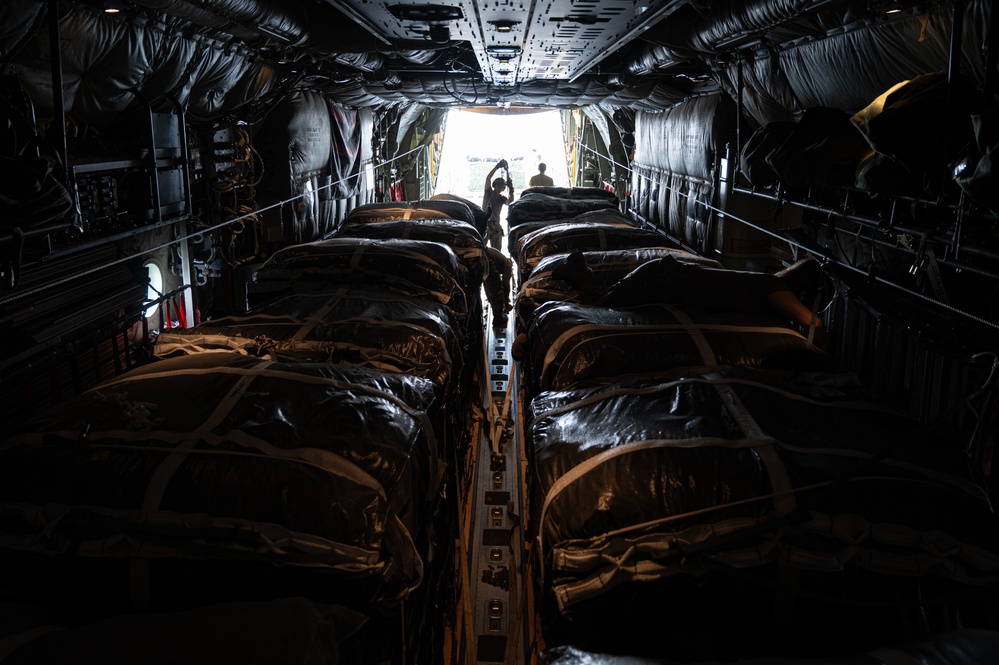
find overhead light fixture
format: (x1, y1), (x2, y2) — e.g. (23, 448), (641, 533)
(486, 45), (522, 59)
(490, 20), (520, 33)
(388, 4), (463, 21)
(104, 3), (120, 12)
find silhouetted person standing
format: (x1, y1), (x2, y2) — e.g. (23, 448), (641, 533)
(529, 162), (554, 187)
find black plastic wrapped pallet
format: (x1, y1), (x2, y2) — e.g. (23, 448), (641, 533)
(524, 301), (832, 392)
(247, 238), (467, 318)
(335, 218), (488, 289)
(343, 200), (477, 228)
(509, 220), (552, 256)
(515, 223), (670, 281)
(0, 354), (439, 616)
(155, 289), (462, 391)
(516, 248), (722, 327)
(510, 209), (638, 257)
(506, 193), (618, 228)
(528, 368), (999, 657)
(519, 186), (618, 201)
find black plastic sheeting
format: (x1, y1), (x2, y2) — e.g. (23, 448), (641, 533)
(247, 238), (467, 317)
(540, 630), (999, 665)
(507, 194), (618, 228)
(335, 218), (488, 288)
(601, 257), (813, 313)
(516, 248), (722, 327)
(521, 187), (618, 201)
(515, 223), (671, 278)
(509, 209), (635, 255)
(3, 598), (370, 665)
(154, 289), (461, 390)
(528, 367), (999, 650)
(524, 301), (832, 392)
(343, 201), (478, 229)
(0, 353), (440, 611)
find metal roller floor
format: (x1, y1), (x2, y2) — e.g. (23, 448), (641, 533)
(450, 299), (531, 664)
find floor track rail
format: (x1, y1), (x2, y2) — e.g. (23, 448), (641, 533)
(463, 316), (528, 664)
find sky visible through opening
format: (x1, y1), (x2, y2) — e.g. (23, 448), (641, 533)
(434, 109), (568, 207)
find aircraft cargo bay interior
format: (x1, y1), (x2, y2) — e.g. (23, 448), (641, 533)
(1, 1), (999, 663)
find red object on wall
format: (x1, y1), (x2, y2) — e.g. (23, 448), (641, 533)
(390, 181), (404, 201)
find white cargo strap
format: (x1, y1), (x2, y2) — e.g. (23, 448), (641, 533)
(292, 290), (349, 340)
(133, 367), (263, 611)
(665, 305), (717, 365)
(706, 372), (796, 516)
(142, 369), (263, 514)
(154, 333), (254, 356)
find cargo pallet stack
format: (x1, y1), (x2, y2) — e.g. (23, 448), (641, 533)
(507, 187), (999, 663)
(0, 198), (488, 663)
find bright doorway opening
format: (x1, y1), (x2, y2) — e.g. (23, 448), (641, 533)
(434, 109), (568, 206)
